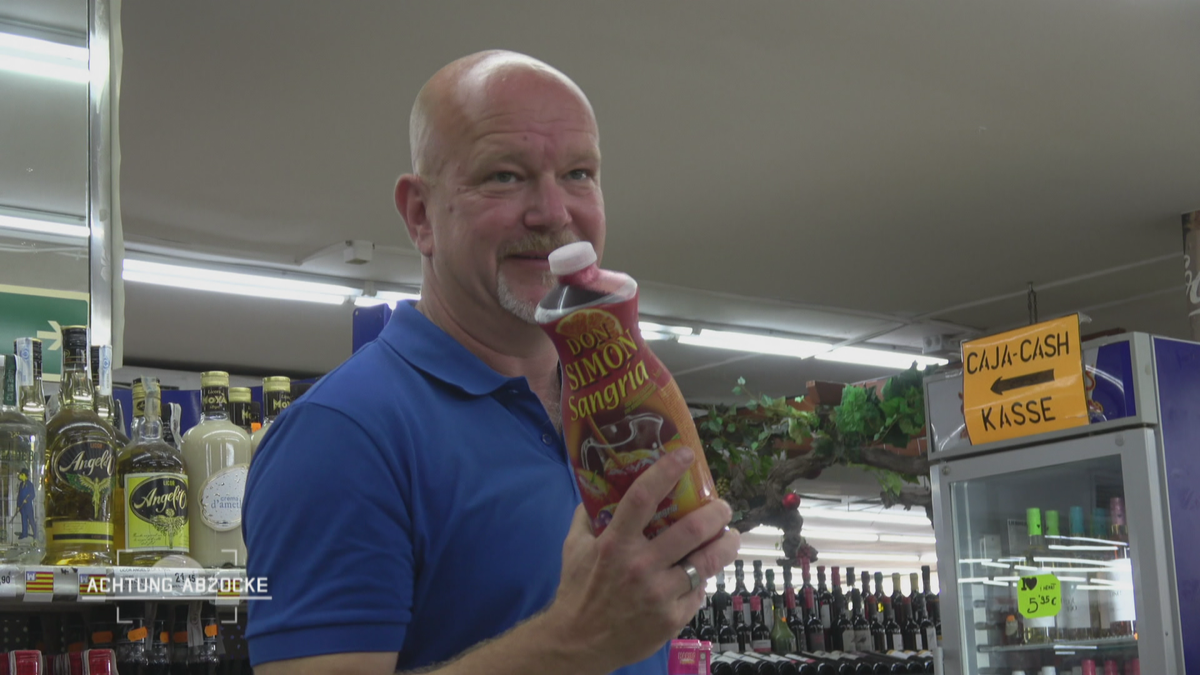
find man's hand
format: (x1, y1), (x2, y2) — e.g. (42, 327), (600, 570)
(547, 447), (740, 675)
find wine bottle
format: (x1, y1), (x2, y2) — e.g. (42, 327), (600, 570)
(836, 652), (889, 674)
(719, 599), (741, 653)
(881, 597), (902, 650)
(799, 558), (816, 616)
(831, 566), (845, 628)
(700, 606), (719, 644)
(750, 595), (773, 654)
(919, 565), (939, 643)
(832, 596), (853, 651)
(771, 598), (797, 655)
(1023, 507), (1056, 644)
(845, 566), (857, 607)
(803, 586), (826, 652)
(715, 571), (734, 629)
(679, 621), (698, 640)
(856, 653), (910, 673)
(914, 597), (936, 653)
(760, 653), (802, 675)
(906, 572), (922, 622)
(900, 597), (920, 650)
(802, 651), (869, 675)
(735, 560), (754, 626)
(735, 652), (780, 675)
(889, 573), (905, 620)
(44, 326), (119, 565)
(860, 571), (874, 625)
(710, 654), (740, 675)
(784, 654), (837, 675)
(734, 594), (752, 652)
(754, 561), (775, 630)
(816, 566), (834, 633)
(852, 593), (872, 652)
(873, 572), (886, 622)
(1107, 497), (1136, 636)
(785, 582), (806, 651)
(869, 603), (886, 651)
(0, 353), (46, 564)
(767, 568), (782, 630)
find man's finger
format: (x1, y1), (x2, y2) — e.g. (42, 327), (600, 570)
(605, 447), (694, 538)
(650, 499), (732, 567)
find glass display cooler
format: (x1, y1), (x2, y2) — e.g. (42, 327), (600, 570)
(924, 333), (1200, 675)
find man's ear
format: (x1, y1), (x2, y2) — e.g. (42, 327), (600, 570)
(395, 174), (434, 257)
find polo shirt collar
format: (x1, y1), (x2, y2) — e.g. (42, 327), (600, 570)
(381, 301), (515, 396)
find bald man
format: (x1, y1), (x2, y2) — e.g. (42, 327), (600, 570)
(244, 51), (739, 675)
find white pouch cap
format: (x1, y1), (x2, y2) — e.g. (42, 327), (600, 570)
(548, 242), (597, 276)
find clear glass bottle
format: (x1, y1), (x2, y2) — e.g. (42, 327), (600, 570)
(44, 326), (119, 565)
(90, 345), (127, 443)
(182, 371), (251, 567)
(116, 378), (190, 565)
(251, 376), (292, 455)
(129, 378), (146, 441)
(13, 338), (46, 425)
(1023, 507), (1057, 644)
(0, 354), (46, 563)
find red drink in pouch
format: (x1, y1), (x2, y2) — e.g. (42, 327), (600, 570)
(536, 242), (717, 537)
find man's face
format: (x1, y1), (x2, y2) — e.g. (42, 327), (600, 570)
(422, 70), (605, 324)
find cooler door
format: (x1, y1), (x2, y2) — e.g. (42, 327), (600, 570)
(931, 427), (1182, 675)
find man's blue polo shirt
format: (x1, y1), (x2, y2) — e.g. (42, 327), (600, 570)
(244, 301), (668, 673)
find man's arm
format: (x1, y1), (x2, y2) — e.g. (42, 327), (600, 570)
(255, 447), (741, 675)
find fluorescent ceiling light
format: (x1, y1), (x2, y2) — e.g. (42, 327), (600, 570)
(749, 526), (783, 536)
(801, 528), (880, 543)
(0, 32), (88, 83)
(678, 329), (830, 359)
(353, 290), (421, 307)
(123, 259), (357, 305)
(0, 213), (89, 240)
(816, 346), (948, 370)
(737, 547), (784, 557)
(879, 534), (938, 545)
(815, 552), (921, 563)
(919, 553), (938, 563)
(799, 508), (931, 527)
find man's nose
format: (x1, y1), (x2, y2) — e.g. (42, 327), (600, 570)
(522, 174), (571, 230)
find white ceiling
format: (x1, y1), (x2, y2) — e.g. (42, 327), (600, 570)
(7, 0), (1200, 404)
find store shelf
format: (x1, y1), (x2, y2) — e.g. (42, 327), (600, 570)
(978, 636), (1137, 654)
(0, 565), (251, 605)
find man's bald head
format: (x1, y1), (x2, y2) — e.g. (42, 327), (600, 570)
(408, 50), (596, 180)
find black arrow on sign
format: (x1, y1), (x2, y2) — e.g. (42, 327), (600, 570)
(991, 369), (1056, 395)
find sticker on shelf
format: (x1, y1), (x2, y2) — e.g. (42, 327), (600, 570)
(23, 567), (56, 602)
(1018, 573), (1061, 619)
(78, 567), (109, 601)
(0, 564), (19, 598)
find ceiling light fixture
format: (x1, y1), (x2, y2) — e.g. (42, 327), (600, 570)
(737, 547), (785, 558)
(0, 211), (89, 240)
(878, 534), (938, 545)
(678, 329), (830, 359)
(353, 291), (422, 308)
(0, 32), (88, 84)
(815, 551), (922, 563)
(816, 346), (948, 370)
(798, 528), (880, 543)
(123, 259), (358, 305)
(798, 508), (932, 527)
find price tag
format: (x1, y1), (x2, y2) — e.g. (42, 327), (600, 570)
(1018, 574), (1061, 619)
(0, 564), (20, 598)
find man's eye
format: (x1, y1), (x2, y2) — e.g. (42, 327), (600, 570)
(490, 171), (519, 183)
(566, 169), (593, 181)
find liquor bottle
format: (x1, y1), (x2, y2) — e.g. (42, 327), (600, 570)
(147, 617), (170, 675)
(1106, 497), (1136, 636)
(733, 594), (752, 652)
(190, 603), (221, 675)
(889, 573), (905, 619)
(715, 572), (734, 629)
(816, 566), (833, 633)
(44, 326), (119, 565)
(181, 371), (251, 567)
(90, 346), (126, 443)
(915, 597), (936, 652)
(116, 378), (190, 565)
(852, 594), (872, 652)
(228, 387), (253, 433)
(771, 593), (797, 655)
(171, 604), (190, 675)
(162, 402), (182, 450)
(0, 354), (46, 563)
(700, 606), (719, 643)
(114, 602), (149, 674)
(873, 573), (886, 620)
(719, 599), (742, 653)
(919, 566), (939, 643)
(803, 586), (826, 652)
(860, 571), (874, 624)
(251, 376), (292, 455)
(1023, 507), (1056, 644)
(767, 568), (782, 630)
(753, 561), (775, 629)
(907, 573), (922, 620)
(129, 378), (146, 441)
(735, 561), (754, 625)
(14, 338), (46, 425)
(750, 595), (773, 654)
(881, 597), (903, 650)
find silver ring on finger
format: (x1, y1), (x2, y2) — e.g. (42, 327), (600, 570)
(679, 560), (702, 592)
